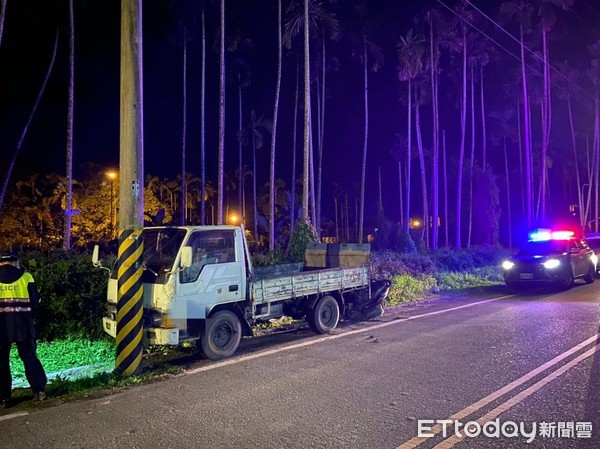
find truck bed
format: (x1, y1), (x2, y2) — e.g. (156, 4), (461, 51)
(251, 265), (370, 304)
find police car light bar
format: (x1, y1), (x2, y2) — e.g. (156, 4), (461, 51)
(528, 229), (574, 241)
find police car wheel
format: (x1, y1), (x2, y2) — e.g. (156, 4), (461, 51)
(584, 264), (595, 284)
(560, 271), (574, 290)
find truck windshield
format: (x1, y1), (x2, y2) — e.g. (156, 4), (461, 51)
(141, 228), (186, 282)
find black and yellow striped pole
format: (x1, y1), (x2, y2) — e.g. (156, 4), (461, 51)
(117, 0), (144, 376)
(116, 230), (143, 375)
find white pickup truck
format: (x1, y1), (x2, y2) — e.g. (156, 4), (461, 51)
(96, 225), (390, 360)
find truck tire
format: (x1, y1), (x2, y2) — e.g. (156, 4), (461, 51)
(201, 310), (242, 360)
(307, 295), (340, 334)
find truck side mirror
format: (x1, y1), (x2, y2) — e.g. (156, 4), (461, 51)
(92, 245), (101, 267)
(181, 246), (193, 268)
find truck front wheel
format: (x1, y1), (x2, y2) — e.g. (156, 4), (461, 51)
(201, 310), (242, 360)
(307, 295), (340, 334)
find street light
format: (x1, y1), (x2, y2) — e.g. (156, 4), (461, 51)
(106, 170), (118, 239)
(228, 213), (240, 225)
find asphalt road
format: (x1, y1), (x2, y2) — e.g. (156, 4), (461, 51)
(1, 281), (599, 449)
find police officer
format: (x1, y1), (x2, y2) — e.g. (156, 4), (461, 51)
(0, 251), (47, 408)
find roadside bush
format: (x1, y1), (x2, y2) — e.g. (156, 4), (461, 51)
(392, 228), (417, 254)
(400, 253), (437, 276)
(435, 266), (503, 291)
(21, 249), (111, 341)
(387, 274), (437, 305)
(370, 251), (410, 280)
(431, 248), (475, 271)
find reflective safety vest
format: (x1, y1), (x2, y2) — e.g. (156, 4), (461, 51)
(0, 272), (34, 313)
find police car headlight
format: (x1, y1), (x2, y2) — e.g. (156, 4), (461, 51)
(592, 254), (598, 266)
(542, 259), (560, 269)
(502, 260), (515, 270)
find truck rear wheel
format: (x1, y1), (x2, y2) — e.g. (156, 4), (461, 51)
(307, 295), (340, 334)
(201, 310), (242, 360)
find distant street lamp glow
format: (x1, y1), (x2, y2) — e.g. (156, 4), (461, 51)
(105, 170), (118, 239)
(228, 213), (239, 225)
(410, 219), (422, 228)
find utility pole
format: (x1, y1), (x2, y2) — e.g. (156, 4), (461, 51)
(116, 0), (144, 376)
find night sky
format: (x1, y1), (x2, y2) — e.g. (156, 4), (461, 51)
(1, 0), (600, 223)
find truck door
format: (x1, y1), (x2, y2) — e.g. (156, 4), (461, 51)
(173, 229), (244, 320)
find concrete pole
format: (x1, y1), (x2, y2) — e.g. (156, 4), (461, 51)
(116, 0), (144, 376)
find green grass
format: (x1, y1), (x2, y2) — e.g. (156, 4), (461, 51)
(9, 337), (184, 402)
(10, 338), (115, 383)
(435, 266), (503, 292)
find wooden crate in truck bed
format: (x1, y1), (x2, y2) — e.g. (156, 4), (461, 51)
(252, 265), (369, 304)
(304, 243), (370, 268)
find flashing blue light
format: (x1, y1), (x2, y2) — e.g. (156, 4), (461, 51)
(528, 229), (574, 242)
(529, 230), (552, 241)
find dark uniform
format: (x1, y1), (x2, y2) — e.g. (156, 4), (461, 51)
(0, 252), (47, 407)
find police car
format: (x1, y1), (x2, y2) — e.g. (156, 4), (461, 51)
(501, 230), (597, 290)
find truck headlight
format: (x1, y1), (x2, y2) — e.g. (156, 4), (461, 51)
(542, 259), (560, 269)
(151, 310), (165, 327)
(502, 260), (515, 270)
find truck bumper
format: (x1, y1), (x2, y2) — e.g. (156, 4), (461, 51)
(102, 317), (180, 346)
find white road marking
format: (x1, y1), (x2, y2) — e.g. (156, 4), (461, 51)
(432, 343), (600, 448)
(0, 411), (28, 422)
(396, 333), (600, 449)
(185, 295), (512, 376)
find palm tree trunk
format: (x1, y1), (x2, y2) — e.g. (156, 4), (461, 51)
(443, 129), (448, 247)
(253, 139), (258, 246)
(517, 99), (525, 215)
(430, 24), (439, 250)
(316, 35), (326, 237)
(480, 66), (487, 170)
(238, 76), (243, 224)
(398, 159), (403, 230)
(468, 64), (475, 247)
(567, 95), (583, 226)
(520, 23), (533, 228)
(378, 166), (383, 212)
(358, 40), (368, 244)
(0, 32), (58, 219)
(308, 125), (317, 227)
(593, 97), (600, 232)
(302, 0), (311, 223)
(540, 28), (551, 221)
(456, 28), (467, 248)
(334, 196), (339, 242)
(181, 28), (187, 226)
(404, 79), (412, 234)
(0, 0), (6, 48)
(217, 0), (225, 224)
(269, 0), (282, 251)
(585, 136), (594, 225)
(200, 4), (206, 225)
(415, 101), (428, 247)
(64, 0), (75, 250)
(504, 136), (512, 247)
(291, 55), (299, 232)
